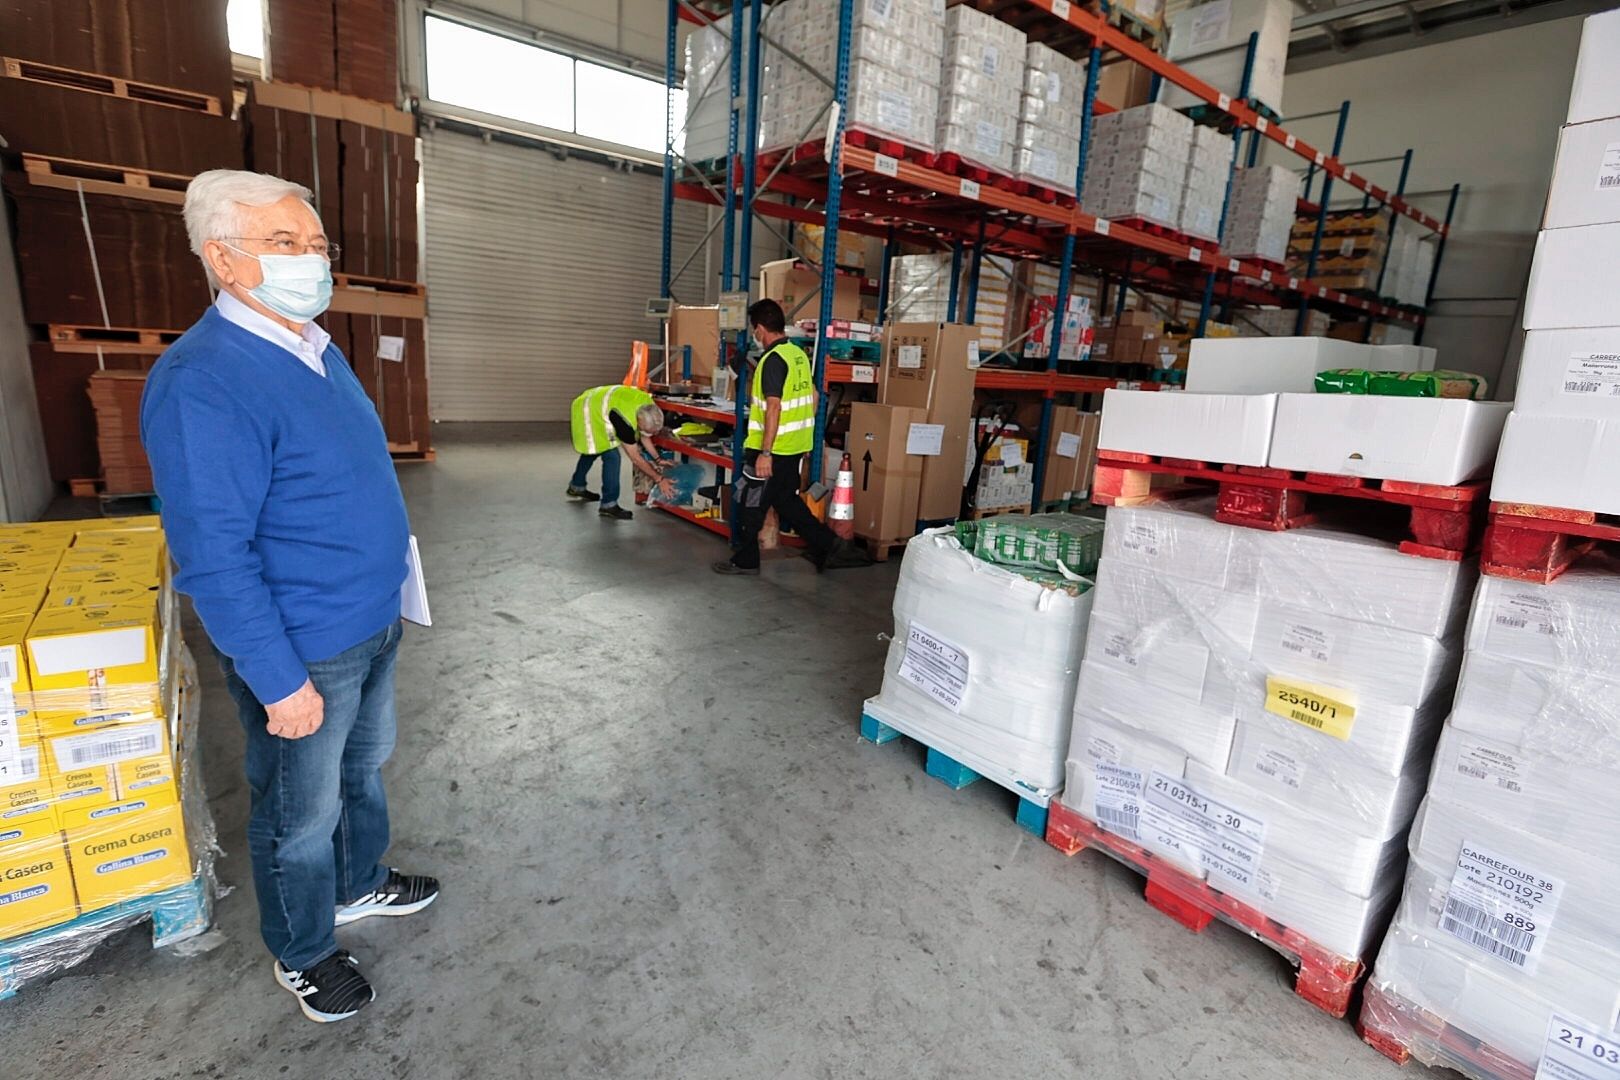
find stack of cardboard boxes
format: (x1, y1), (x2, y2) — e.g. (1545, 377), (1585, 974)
(1014, 43), (1088, 194)
(1024, 292), (1096, 364)
(888, 254), (956, 324)
(1179, 125), (1230, 244)
(937, 6), (1027, 174)
(1091, 311), (1169, 369)
(971, 429), (1035, 511)
(265, 0), (398, 104)
(1082, 104), (1194, 229)
(1222, 165), (1296, 265)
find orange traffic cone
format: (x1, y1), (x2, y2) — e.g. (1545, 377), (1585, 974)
(830, 452), (856, 540)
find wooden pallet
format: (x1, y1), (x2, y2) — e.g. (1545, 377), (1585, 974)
(1357, 983), (1535, 1078)
(968, 504), (1032, 520)
(1480, 501), (1620, 583)
(857, 536), (909, 563)
(21, 154), (191, 206)
(1045, 797), (1365, 1018)
(1092, 451), (1488, 560)
(389, 447), (437, 463)
(1108, 3), (1166, 44)
(860, 711), (1048, 837)
(328, 274), (427, 319)
(1, 57), (223, 115)
(49, 324), (184, 356)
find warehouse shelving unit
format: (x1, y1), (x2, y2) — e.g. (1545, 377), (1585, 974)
(657, 0), (1460, 537)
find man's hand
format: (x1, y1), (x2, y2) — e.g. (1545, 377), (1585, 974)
(656, 477), (676, 498)
(266, 679), (324, 739)
(754, 453), (774, 479)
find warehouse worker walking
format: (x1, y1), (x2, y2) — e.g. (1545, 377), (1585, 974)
(567, 384), (672, 520)
(142, 171), (438, 1025)
(713, 299), (871, 576)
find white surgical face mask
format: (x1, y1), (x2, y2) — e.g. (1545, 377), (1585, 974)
(224, 244), (333, 321)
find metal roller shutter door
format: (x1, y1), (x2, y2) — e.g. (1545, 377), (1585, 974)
(422, 126), (710, 421)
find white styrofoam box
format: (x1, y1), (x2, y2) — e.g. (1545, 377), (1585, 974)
(1250, 601), (1459, 709)
(1184, 336), (1394, 394)
(1098, 499), (1255, 591)
(1093, 558), (1263, 659)
(1545, 116), (1620, 231)
(1098, 388), (1277, 466)
(1074, 659), (1237, 771)
(1464, 560), (1620, 680)
(1450, 652), (1620, 776)
(1510, 327), (1620, 418)
(1523, 222), (1620, 330)
(1167, 0), (1291, 62)
(1064, 714), (1206, 879)
(1490, 410), (1620, 515)
(1250, 849), (1402, 958)
(869, 528), (1093, 797)
(1183, 760), (1407, 896)
(1267, 396), (1512, 486)
(1567, 7), (1620, 125)
(1084, 607), (1246, 716)
(1161, 47), (1284, 120)
(939, 118), (1017, 173)
(1022, 41), (1086, 115)
(1236, 693), (1447, 779)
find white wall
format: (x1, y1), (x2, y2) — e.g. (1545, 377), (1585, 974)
(1269, 14), (1587, 396)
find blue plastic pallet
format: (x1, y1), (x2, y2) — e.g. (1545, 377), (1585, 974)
(860, 713), (1048, 838)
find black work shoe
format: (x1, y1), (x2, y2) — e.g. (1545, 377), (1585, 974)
(711, 560), (759, 576)
(335, 869), (441, 927)
(822, 539), (875, 571)
(599, 505), (633, 520)
(274, 950), (375, 1023)
(566, 486), (601, 502)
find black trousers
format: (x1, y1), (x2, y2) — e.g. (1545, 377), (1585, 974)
(732, 451), (839, 569)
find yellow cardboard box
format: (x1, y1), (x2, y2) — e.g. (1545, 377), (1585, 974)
(62, 791), (189, 914)
(0, 585), (47, 619)
(0, 740), (54, 821)
(26, 597), (161, 692)
(0, 807), (79, 937)
(0, 551), (63, 577)
(42, 581), (159, 611)
(67, 543), (165, 582)
(43, 718), (169, 811)
(0, 610), (33, 695)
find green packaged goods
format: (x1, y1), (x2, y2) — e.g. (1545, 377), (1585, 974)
(971, 512), (1106, 576)
(1314, 369), (1489, 400)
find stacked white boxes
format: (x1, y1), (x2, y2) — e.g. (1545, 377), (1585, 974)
(1014, 42), (1087, 193)
(937, 5), (1027, 173)
(865, 528), (1094, 800)
(1180, 124), (1230, 243)
(683, 15), (751, 162)
(1489, 9), (1620, 515)
(1161, 0), (1292, 119)
(1363, 558), (1620, 1070)
(1083, 104), (1194, 229)
(1064, 499), (1474, 958)
(887, 252), (955, 323)
(759, 0), (946, 154)
(1223, 165), (1296, 264)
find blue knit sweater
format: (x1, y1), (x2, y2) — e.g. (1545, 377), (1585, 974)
(141, 307), (410, 703)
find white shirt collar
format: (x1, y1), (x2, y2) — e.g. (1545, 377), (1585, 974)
(215, 291), (331, 376)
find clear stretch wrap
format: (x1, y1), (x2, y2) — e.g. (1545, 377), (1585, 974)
(937, 5), (1026, 173)
(866, 527), (1094, 800)
(1223, 165), (1296, 263)
(682, 14), (751, 162)
(1083, 104), (1194, 229)
(1366, 554), (1620, 1072)
(759, 0), (946, 153)
(1013, 42), (1086, 192)
(1064, 499), (1472, 958)
(886, 252), (956, 323)
(0, 518), (220, 999)
(1179, 124), (1230, 243)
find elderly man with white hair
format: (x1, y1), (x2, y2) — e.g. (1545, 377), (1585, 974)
(141, 170), (438, 1024)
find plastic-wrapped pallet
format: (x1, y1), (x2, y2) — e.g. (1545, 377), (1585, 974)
(1362, 557), (1620, 1073)
(759, 0), (945, 154)
(1083, 104), (1193, 229)
(1223, 164), (1295, 264)
(1179, 124), (1230, 244)
(683, 14), (751, 162)
(1063, 499), (1474, 958)
(936, 5), (1026, 174)
(1161, 0), (1292, 119)
(1014, 42), (1087, 193)
(971, 254), (1016, 355)
(887, 252), (956, 323)
(865, 527), (1094, 799)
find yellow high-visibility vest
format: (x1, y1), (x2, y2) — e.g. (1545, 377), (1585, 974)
(745, 341), (815, 455)
(570, 385), (654, 455)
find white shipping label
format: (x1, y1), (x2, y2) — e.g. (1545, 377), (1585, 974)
(876, 91), (912, 132)
(1189, 0), (1233, 48)
(867, 0), (893, 21)
(973, 121), (1002, 159)
(1285, 134), (1296, 150)
(1087, 735), (1122, 765)
(378, 335), (406, 362)
(897, 344), (923, 369)
(1339, 236), (1357, 257)
(1453, 737), (1525, 796)
(1562, 352), (1620, 397)
(1442, 840), (1563, 971)
(1031, 147), (1060, 181)
(966, 341), (981, 368)
(1093, 763), (1143, 842)
(1051, 0), (1071, 17)
(1537, 1014), (1620, 1080)
(898, 623), (970, 712)
(0, 688), (18, 780)
(1046, 71), (1063, 104)
(0, 645), (15, 686)
(1101, 632), (1139, 669)
(1095, 219), (1110, 236)
(1280, 621), (1335, 664)
(850, 364), (877, 384)
(1492, 590), (1564, 640)
(1250, 743), (1307, 792)
(1143, 769), (1266, 892)
(982, 44), (1000, 77)
(999, 440), (1025, 468)
(1055, 432), (1082, 459)
(1120, 520), (1161, 558)
(873, 153), (900, 177)
(960, 178), (981, 200)
(905, 422), (944, 456)
(1597, 142), (1620, 191)
(50, 721), (164, 771)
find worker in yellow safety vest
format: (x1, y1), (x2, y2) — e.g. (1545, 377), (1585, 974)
(567, 384), (672, 520)
(712, 300), (872, 576)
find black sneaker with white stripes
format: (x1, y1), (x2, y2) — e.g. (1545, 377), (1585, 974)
(274, 950), (375, 1023)
(335, 868), (440, 927)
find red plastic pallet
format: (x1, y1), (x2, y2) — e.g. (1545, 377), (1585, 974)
(1091, 451), (1487, 561)
(1480, 501), (1620, 583)
(1114, 217), (1219, 254)
(1044, 798), (1364, 1018)
(1357, 984), (1535, 1079)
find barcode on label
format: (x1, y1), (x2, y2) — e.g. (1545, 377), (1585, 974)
(1566, 381), (1602, 394)
(1495, 616), (1527, 630)
(55, 724), (162, 769)
(1601, 175), (1620, 189)
(1097, 805), (1139, 836)
(1458, 765), (1488, 780)
(1440, 896), (1533, 968)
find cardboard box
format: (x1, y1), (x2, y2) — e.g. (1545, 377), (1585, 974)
(666, 305), (722, 381)
(879, 323), (978, 521)
(1523, 223), (1620, 330)
(1544, 116), (1620, 230)
(27, 597), (161, 692)
(1267, 395), (1511, 485)
(1099, 388), (1277, 466)
(1509, 326), (1620, 418)
(1184, 336), (1428, 394)
(1567, 8), (1620, 125)
(0, 807), (79, 938)
(847, 403), (927, 542)
(61, 792), (190, 914)
(1, 741), (53, 819)
(1491, 410), (1620, 514)
(1096, 59), (1154, 110)
(760, 260), (861, 322)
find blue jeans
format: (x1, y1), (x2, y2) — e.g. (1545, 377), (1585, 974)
(571, 447), (622, 507)
(218, 621), (402, 970)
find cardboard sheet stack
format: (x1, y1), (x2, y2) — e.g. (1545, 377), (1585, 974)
(1062, 499), (1475, 959)
(1222, 165), (1296, 264)
(1180, 125), (1230, 244)
(760, 0), (945, 153)
(1488, 8), (1620, 517)
(970, 256), (1016, 356)
(1161, 0), (1291, 119)
(1014, 43), (1087, 193)
(937, 6), (1026, 174)
(1083, 104), (1194, 229)
(682, 14), (749, 162)
(887, 254), (956, 323)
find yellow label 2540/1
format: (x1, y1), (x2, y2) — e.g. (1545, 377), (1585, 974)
(1264, 677), (1356, 740)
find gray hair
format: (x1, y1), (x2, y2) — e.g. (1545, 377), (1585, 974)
(183, 170), (316, 286)
(637, 404), (665, 434)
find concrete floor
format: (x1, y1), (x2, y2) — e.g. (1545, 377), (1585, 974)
(5, 424), (1449, 1080)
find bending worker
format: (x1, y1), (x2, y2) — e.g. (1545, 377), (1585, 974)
(713, 300), (871, 576)
(567, 384), (672, 520)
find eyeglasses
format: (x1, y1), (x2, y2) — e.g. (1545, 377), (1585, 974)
(223, 237), (341, 261)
